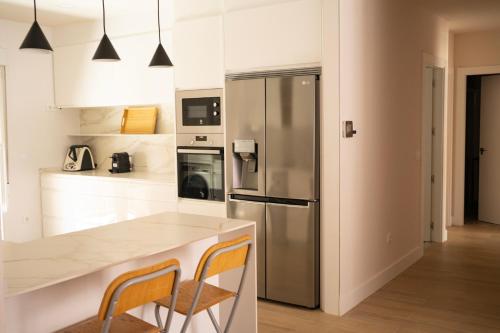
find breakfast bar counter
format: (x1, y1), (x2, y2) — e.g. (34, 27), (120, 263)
(3, 212), (256, 333)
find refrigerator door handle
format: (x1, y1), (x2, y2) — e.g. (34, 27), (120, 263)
(228, 197), (264, 204)
(266, 201), (312, 209)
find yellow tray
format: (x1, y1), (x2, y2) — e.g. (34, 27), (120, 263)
(120, 107), (158, 134)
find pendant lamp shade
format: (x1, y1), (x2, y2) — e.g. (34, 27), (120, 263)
(93, 34), (120, 61)
(93, 0), (120, 61)
(20, 0), (53, 51)
(149, 0), (173, 67)
(149, 43), (173, 67)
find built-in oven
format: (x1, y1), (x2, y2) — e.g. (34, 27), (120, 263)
(176, 89), (224, 134)
(176, 134), (225, 202)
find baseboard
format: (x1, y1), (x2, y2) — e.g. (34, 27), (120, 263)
(339, 245), (423, 315)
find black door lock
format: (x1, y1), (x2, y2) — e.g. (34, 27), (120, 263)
(343, 121), (357, 138)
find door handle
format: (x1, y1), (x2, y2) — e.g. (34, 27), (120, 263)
(480, 148), (488, 155)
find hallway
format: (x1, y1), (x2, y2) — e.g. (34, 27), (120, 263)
(258, 222), (500, 332)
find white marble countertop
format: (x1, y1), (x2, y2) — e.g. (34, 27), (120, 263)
(3, 212), (254, 297)
(40, 167), (176, 184)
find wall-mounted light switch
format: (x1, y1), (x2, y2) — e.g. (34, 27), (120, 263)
(343, 121), (357, 138)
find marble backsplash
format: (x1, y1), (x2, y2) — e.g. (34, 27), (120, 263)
(79, 105), (174, 134)
(72, 105), (176, 176)
(79, 135), (176, 175)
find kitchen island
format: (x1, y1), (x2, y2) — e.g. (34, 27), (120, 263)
(3, 212), (256, 333)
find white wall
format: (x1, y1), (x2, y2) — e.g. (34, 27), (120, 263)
(0, 19), (79, 242)
(454, 29), (500, 68)
(337, 0), (449, 314)
(320, 0), (340, 315)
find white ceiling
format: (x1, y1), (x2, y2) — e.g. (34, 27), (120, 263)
(0, 0), (158, 26)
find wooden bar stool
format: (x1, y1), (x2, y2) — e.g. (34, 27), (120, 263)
(56, 258), (181, 333)
(154, 236), (252, 333)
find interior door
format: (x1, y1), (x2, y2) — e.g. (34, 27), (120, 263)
(227, 197), (266, 298)
(423, 67), (433, 242)
(266, 75), (317, 200)
(431, 68), (444, 241)
(479, 75), (500, 224)
(266, 200), (319, 308)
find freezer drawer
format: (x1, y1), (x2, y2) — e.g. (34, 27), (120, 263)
(227, 196), (266, 298)
(266, 200), (319, 308)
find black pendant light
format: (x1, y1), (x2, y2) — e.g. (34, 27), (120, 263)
(93, 0), (120, 61)
(19, 0), (53, 52)
(149, 0), (173, 67)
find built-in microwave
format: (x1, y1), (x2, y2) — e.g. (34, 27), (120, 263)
(176, 89), (224, 134)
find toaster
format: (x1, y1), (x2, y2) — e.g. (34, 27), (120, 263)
(63, 145), (96, 171)
(109, 152), (131, 173)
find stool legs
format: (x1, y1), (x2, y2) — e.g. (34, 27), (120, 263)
(207, 308), (222, 333)
(155, 270), (181, 333)
(180, 281), (205, 333)
(154, 304), (163, 331)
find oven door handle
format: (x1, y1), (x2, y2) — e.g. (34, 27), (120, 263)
(177, 148), (222, 155)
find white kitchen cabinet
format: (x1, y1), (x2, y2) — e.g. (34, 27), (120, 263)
(53, 32), (174, 107)
(173, 15), (224, 89)
(224, 0), (322, 71)
(53, 41), (112, 107)
(41, 173), (177, 237)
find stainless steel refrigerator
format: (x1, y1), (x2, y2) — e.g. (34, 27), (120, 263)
(226, 72), (320, 308)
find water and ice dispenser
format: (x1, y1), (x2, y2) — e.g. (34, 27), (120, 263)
(232, 139), (258, 190)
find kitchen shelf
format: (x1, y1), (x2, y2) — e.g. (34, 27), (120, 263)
(67, 133), (173, 137)
(48, 103), (164, 111)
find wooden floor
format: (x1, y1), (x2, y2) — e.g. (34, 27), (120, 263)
(258, 222), (500, 333)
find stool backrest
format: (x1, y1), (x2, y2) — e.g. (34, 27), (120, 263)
(98, 258), (180, 320)
(194, 235), (251, 281)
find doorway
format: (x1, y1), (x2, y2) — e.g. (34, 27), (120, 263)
(464, 74), (500, 225)
(464, 76), (481, 222)
(422, 65), (445, 242)
(454, 65), (500, 227)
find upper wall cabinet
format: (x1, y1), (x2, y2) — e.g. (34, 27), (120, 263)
(53, 32), (174, 107)
(224, 0), (322, 71)
(173, 16), (224, 89)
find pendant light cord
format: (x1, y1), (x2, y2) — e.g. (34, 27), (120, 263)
(33, 0), (37, 21)
(157, 0), (161, 44)
(102, 0), (106, 34)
